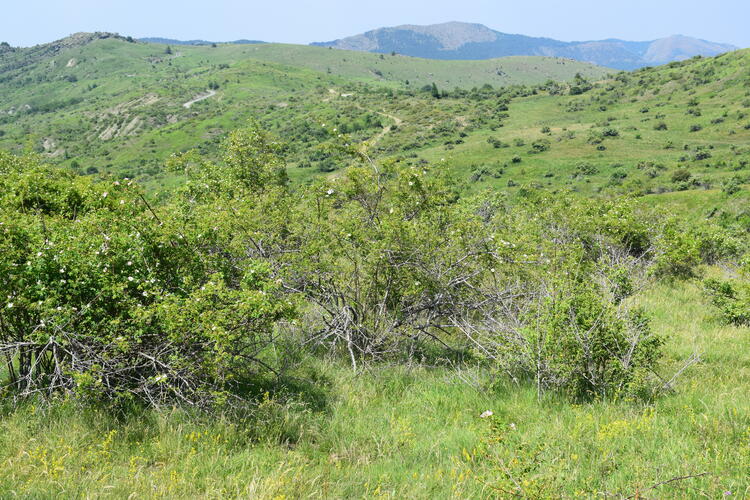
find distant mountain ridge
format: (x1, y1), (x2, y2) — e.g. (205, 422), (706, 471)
(139, 37), (265, 46)
(312, 22), (738, 70)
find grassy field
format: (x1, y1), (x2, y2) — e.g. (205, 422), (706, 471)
(1, 275), (748, 498)
(240, 43), (609, 89)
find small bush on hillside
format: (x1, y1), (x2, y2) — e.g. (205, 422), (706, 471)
(574, 162), (599, 176)
(705, 278), (750, 325)
(722, 176), (743, 195)
(671, 169), (692, 183)
(529, 139), (550, 154)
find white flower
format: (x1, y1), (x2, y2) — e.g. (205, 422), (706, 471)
(480, 410), (493, 418)
(509, 423), (517, 430)
(119, 199), (125, 205)
(128, 276), (134, 282)
(6, 303), (12, 309)
(102, 192), (108, 198)
(127, 261), (132, 266)
(326, 189), (335, 195)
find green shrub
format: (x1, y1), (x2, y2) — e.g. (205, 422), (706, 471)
(0, 131), (297, 409)
(705, 278), (750, 325)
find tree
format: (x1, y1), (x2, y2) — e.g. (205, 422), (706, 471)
(165, 45), (173, 55)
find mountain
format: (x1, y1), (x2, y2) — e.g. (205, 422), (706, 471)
(139, 37), (265, 46)
(312, 22), (738, 70)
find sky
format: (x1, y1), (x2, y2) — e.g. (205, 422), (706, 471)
(3, 0), (749, 48)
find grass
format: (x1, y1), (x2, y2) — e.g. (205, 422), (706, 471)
(2, 275), (749, 498)
(242, 44), (610, 89)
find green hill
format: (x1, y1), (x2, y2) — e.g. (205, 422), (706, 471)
(410, 48), (750, 202)
(1, 34), (748, 203)
(236, 43), (609, 87)
(0, 34), (610, 188)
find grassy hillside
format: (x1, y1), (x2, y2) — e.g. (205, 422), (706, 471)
(2, 37), (749, 204)
(239, 43), (609, 88)
(0, 35), (610, 189)
(358, 48), (750, 207)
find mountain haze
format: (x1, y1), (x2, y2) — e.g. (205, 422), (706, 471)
(313, 22), (738, 70)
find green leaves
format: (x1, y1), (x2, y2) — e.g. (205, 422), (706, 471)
(0, 147), (298, 408)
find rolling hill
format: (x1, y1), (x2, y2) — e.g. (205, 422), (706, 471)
(313, 21), (738, 70)
(0, 33), (610, 187)
(2, 31), (749, 208)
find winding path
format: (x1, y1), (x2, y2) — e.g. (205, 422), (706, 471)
(183, 90), (217, 109)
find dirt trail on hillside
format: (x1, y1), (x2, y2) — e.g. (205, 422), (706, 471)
(360, 106), (403, 145)
(327, 89), (404, 146)
(183, 90), (217, 109)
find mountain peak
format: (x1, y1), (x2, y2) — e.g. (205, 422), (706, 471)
(313, 22), (738, 70)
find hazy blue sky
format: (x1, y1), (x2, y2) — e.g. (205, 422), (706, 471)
(4, 0), (749, 48)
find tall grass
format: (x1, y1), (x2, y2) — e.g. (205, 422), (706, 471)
(1, 278), (749, 498)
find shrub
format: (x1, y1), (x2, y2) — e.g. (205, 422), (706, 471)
(671, 169), (692, 183)
(574, 162), (599, 176)
(529, 139), (550, 154)
(722, 176), (743, 195)
(705, 278), (750, 325)
(0, 130), (297, 409)
(449, 196), (667, 399)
